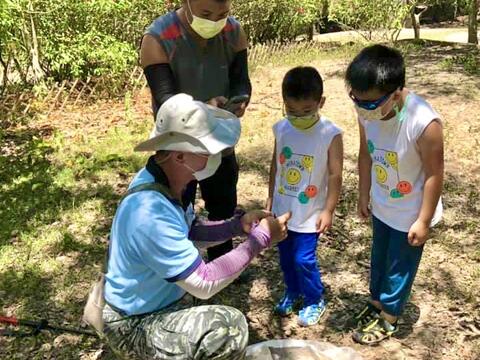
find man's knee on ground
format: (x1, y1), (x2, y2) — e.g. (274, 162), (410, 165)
(186, 306), (248, 359)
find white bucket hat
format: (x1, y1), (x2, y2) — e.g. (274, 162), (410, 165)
(135, 94), (241, 154)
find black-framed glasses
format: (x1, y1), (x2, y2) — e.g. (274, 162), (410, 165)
(349, 90), (395, 110)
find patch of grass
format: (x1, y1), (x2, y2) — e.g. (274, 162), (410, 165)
(441, 52), (480, 76)
(0, 111), (149, 319)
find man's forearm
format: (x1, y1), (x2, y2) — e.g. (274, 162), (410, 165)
(189, 210), (246, 243)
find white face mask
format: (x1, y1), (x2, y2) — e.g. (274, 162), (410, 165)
(354, 92), (397, 121)
(355, 105), (386, 122)
(184, 152), (222, 181)
(187, 0), (227, 39)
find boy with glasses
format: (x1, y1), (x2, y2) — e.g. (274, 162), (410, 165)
(346, 45), (444, 345)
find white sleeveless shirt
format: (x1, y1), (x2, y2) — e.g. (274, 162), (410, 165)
(359, 92), (443, 232)
(272, 116), (342, 233)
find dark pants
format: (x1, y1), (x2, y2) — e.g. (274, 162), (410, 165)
(278, 230), (324, 306)
(183, 152), (239, 261)
(370, 215), (424, 316)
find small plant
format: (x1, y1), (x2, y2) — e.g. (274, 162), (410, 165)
(232, 0), (322, 43)
(328, 0), (412, 41)
(441, 53), (480, 76)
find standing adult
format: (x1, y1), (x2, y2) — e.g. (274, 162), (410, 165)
(140, 0), (251, 261)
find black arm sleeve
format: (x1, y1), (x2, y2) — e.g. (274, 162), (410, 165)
(143, 63), (177, 117)
(229, 49), (252, 99)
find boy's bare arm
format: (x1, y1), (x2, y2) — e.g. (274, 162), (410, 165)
(324, 134), (344, 213)
(408, 119), (443, 246)
(316, 134), (343, 233)
(266, 143), (277, 211)
(417, 119), (444, 225)
(358, 123), (372, 218)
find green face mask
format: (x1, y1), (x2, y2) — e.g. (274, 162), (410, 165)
(287, 113), (319, 130)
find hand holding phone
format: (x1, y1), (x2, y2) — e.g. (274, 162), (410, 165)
(223, 94), (250, 113)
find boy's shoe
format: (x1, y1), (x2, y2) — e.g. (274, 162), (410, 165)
(352, 314), (398, 345)
(297, 299), (327, 327)
(274, 293), (300, 317)
(354, 302), (382, 328)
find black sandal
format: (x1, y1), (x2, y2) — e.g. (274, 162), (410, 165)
(354, 302), (381, 328)
(352, 316), (398, 345)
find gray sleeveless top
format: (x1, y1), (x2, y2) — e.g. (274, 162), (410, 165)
(145, 11), (241, 103)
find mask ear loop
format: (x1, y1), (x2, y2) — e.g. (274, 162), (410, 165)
(186, 0), (195, 24)
(396, 93), (410, 123)
(179, 153), (209, 174)
(155, 152), (172, 165)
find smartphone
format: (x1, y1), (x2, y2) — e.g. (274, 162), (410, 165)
(224, 94), (250, 112)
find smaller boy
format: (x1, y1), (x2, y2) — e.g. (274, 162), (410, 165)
(267, 66), (343, 326)
(346, 45), (444, 345)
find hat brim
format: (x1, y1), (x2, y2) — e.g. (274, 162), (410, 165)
(134, 132), (209, 153)
(134, 107), (241, 154)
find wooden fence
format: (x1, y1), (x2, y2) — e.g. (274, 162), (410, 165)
(0, 41), (327, 118)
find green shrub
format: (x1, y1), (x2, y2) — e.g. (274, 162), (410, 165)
(232, 0), (322, 43)
(328, 0), (412, 41)
(1, 0), (174, 83)
(441, 53), (480, 76)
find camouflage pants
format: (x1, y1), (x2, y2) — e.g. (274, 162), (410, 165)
(102, 296), (248, 360)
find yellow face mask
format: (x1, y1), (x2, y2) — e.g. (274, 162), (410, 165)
(187, 0), (227, 39)
(287, 113), (319, 130)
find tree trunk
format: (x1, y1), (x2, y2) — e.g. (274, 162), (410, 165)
(468, 0), (478, 44)
(412, 11), (420, 39)
(0, 45), (9, 91)
(307, 24), (314, 41)
(406, 1), (423, 40)
(28, 2), (44, 82)
(13, 57), (28, 84)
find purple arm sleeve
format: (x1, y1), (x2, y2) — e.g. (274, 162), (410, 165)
(188, 209), (246, 243)
(174, 224), (271, 299)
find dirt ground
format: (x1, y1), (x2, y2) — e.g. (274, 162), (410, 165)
(219, 41), (480, 360)
(1, 40), (479, 359)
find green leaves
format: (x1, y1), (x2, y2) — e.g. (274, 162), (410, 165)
(1, 0), (171, 83)
(329, 0), (412, 41)
(232, 0), (323, 43)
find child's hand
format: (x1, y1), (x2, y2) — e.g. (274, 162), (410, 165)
(259, 211), (292, 246)
(357, 194), (371, 220)
(265, 197), (273, 212)
(241, 210), (272, 234)
(408, 219), (430, 246)
(316, 210), (333, 234)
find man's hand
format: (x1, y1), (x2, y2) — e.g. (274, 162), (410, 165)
(259, 211), (292, 246)
(408, 219), (430, 246)
(357, 194), (370, 221)
(316, 210), (333, 234)
(230, 101), (248, 118)
(206, 96), (228, 108)
(240, 210), (272, 234)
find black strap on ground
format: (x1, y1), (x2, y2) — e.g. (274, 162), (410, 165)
(0, 315), (97, 337)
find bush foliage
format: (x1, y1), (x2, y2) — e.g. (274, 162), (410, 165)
(0, 0), (473, 87)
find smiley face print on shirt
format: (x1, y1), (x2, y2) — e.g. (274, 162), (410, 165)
(367, 140), (413, 199)
(278, 146), (318, 204)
